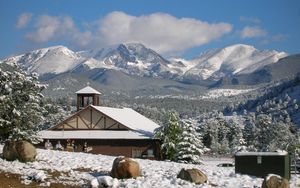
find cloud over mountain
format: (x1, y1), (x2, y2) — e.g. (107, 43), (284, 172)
(16, 13), (32, 28)
(22, 11), (232, 54)
(239, 26), (267, 38)
(98, 11), (232, 54)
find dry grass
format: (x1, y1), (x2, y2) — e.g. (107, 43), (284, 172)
(0, 171), (84, 188)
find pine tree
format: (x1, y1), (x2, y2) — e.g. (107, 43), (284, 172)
(176, 119), (205, 164)
(201, 118), (219, 152)
(268, 121), (296, 151)
(37, 97), (72, 130)
(254, 114), (273, 151)
(227, 119), (245, 153)
(155, 111), (182, 161)
(242, 113), (257, 151)
(0, 63), (45, 143)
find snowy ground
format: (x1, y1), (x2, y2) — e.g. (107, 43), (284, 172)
(0, 145), (299, 187)
(201, 89), (254, 99)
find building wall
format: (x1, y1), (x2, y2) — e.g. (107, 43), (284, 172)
(37, 139), (162, 160)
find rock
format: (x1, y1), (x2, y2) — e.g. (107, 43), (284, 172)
(262, 174), (289, 188)
(177, 168), (208, 184)
(111, 156), (141, 179)
(2, 140), (18, 161)
(15, 140), (37, 162)
(2, 140), (37, 162)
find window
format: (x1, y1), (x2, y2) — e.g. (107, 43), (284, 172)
(83, 96), (93, 106)
(147, 149), (154, 157)
(132, 149), (143, 158)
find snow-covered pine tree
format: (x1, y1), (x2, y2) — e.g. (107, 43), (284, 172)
(254, 114), (273, 151)
(268, 121), (296, 151)
(37, 97), (72, 130)
(176, 119), (205, 164)
(0, 63), (45, 143)
(224, 119), (244, 153)
(201, 118), (219, 153)
(253, 114), (296, 151)
(215, 118), (231, 154)
(154, 111), (182, 161)
(242, 113), (257, 151)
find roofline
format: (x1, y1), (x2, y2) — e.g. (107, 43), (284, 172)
(49, 106), (92, 130)
(90, 105), (135, 131)
(49, 105), (135, 132)
(75, 86), (101, 95)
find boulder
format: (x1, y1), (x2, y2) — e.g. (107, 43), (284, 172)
(111, 156), (141, 179)
(177, 168), (207, 184)
(262, 174), (289, 188)
(2, 140), (18, 161)
(15, 140), (37, 162)
(2, 140), (37, 162)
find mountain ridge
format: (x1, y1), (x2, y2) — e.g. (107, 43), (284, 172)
(0, 43), (289, 85)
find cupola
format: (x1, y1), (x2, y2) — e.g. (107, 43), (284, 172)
(75, 86), (101, 111)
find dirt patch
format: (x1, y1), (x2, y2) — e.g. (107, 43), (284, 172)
(0, 171), (83, 188)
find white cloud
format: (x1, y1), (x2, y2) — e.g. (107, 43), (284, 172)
(239, 16), (261, 24)
(260, 34), (287, 45)
(24, 12), (233, 54)
(240, 26), (267, 38)
(97, 11), (233, 53)
(16, 13), (32, 29)
(25, 15), (92, 47)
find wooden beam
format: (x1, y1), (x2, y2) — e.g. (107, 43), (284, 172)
(78, 115), (90, 129)
(90, 108), (92, 128)
(93, 116), (103, 129)
(64, 123), (76, 129)
(106, 122), (118, 129)
(76, 116), (78, 129)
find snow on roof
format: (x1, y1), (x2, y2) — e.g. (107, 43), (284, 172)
(38, 130), (153, 139)
(235, 151), (288, 156)
(75, 86), (101, 94)
(92, 105), (160, 135)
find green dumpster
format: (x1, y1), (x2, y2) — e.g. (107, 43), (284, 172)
(235, 151), (290, 180)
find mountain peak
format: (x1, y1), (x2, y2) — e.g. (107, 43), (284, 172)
(225, 43), (255, 49)
(1, 43), (289, 82)
(184, 44), (288, 80)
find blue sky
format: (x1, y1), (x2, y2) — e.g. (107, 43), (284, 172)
(1, 0), (299, 59)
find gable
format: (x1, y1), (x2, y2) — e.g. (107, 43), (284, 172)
(52, 106), (129, 130)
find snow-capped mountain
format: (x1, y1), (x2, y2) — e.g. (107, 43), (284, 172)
(75, 43), (171, 77)
(2, 46), (82, 75)
(0, 43), (288, 83)
(176, 44), (287, 80)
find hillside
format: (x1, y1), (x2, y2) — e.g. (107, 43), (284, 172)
(224, 74), (300, 127)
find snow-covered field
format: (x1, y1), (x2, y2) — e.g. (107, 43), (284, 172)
(0, 145), (299, 187)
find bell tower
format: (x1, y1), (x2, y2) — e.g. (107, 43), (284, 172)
(75, 86), (101, 111)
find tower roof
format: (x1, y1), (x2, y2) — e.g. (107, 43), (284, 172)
(75, 86), (101, 95)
